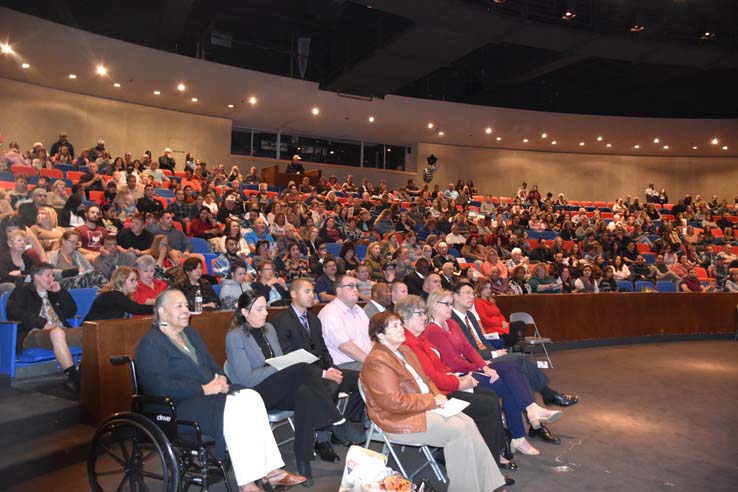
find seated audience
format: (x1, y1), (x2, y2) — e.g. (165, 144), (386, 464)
(135, 290), (306, 491)
(681, 267), (710, 292)
(93, 234), (136, 279)
(318, 274), (372, 371)
(423, 289), (564, 456)
(363, 282), (392, 320)
(473, 280), (525, 348)
(574, 265), (599, 293)
(395, 296), (515, 469)
(132, 254), (169, 307)
(250, 261), (289, 306)
(315, 258), (339, 303)
(219, 261), (252, 310)
(7, 263), (79, 391)
(31, 206), (64, 251)
(0, 229), (37, 292)
(116, 213), (154, 255)
(360, 311), (508, 492)
(528, 264), (561, 294)
(75, 204), (108, 260)
(85, 266), (154, 321)
(47, 230), (108, 289)
(177, 257), (221, 312)
(225, 291), (364, 483)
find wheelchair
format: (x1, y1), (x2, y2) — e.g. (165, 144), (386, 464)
(87, 355), (233, 492)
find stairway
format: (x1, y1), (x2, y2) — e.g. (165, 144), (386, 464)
(0, 377), (94, 489)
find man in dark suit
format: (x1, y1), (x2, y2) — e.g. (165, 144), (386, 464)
(403, 257), (429, 296)
(272, 278), (363, 462)
(449, 281), (578, 409)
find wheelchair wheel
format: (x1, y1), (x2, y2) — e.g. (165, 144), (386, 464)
(88, 412), (179, 492)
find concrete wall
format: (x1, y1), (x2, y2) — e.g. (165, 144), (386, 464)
(417, 143), (738, 202)
(0, 78), (232, 165)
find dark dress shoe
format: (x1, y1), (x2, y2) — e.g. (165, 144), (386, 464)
(544, 392), (579, 407)
(504, 476), (516, 486)
(314, 441), (341, 462)
(332, 421), (366, 446)
(528, 425), (561, 445)
(499, 460), (518, 471)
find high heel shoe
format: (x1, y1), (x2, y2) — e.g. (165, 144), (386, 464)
(528, 408), (563, 428)
(510, 437), (540, 456)
(499, 457), (518, 470)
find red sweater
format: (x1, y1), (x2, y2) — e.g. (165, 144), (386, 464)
(402, 329), (459, 395)
(474, 298), (509, 334)
(422, 320), (486, 374)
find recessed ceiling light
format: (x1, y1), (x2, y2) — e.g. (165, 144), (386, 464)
(437, 131), (445, 136)
(153, 90), (161, 95)
(634, 145), (640, 149)
(368, 116), (375, 123)
(711, 137), (719, 145)
(330, 150), (335, 155)
(663, 145), (669, 150)
(227, 104), (234, 108)
(387, 148), (392, 152)
(723, 146), (728, 150)
(21, 63), (29, 69)
(113, 82), (120, 88)
(630, 25), (645, 33)
(485, 128), (492, 134)
(597, 136), (603, 141)
(191, 97), (198, 102)
(653, 138), (660, 144)
(701, 31), (716, 40)
(311, 107), (320, 115)
(579, 142), (585, 146)
(522, 138), (529, 143)
(1, 43), (12, 54)
(248, 96), (257, 105)
(427, 122), (434, 129)
(692, 146), (698, 150)
(68, 73), (77, 79)
(606, 143), (612, 148)
(541, 133), (548, 139)
(496, 136), (502, 141)
(551, 140), (557, 145)
(562, 11), (576, 21)
(96, 65), (107, 76)
(177, 83), (186, 92)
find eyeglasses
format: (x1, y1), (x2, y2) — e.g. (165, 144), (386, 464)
(412, 311), (427, 317)
(437, 301), (453, 307)
(339, 283), (359, 289)
(64, 238), (79, 246)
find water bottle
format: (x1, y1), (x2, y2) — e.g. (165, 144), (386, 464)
(193, 288), (202, 314)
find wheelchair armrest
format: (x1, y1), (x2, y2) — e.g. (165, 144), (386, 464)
(109, 355), (132, 366)
(132, 393), (176, 415)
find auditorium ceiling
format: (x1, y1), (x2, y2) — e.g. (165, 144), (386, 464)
(3, 0), (737, 119)
(1, 2), (737, 157)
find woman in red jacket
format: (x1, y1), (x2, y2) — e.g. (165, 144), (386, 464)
(395, 295), (516, 470)
(473, 279), (524, 349)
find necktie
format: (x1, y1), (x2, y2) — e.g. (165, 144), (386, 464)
(299, 313), (310, 334)
(41, 293), (64, 329)
(465, 315), (487, 351)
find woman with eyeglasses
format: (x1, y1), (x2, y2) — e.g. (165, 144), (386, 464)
(225, 291), (364, 485)
(360, 311), (508, 492)
(395, 295), (516, 471)
(47, 230), (108, 289)
(136, 289), (306, 492)
(423, 289), (562, 456)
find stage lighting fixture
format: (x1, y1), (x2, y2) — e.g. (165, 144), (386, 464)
(560, 0), (576, 20)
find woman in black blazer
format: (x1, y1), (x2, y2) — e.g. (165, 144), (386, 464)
(135, 289), (305, 492)
(84, 266), (154, 321)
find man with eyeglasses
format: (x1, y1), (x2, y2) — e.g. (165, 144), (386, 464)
(318, 274), (372, 372)
(18, 186), (47, 227)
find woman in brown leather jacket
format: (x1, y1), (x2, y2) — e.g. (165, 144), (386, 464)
(360, 312), (508, 492)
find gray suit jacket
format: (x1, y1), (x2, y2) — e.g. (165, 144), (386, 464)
(363, 300), (385, 321)
(224, 323), (283, 388)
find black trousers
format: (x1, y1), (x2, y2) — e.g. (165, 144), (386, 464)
(322, 368), (365, 422)
(501, 320), (526, 348)
(254, 363), (341, 461)
(448, 386), (506, 465)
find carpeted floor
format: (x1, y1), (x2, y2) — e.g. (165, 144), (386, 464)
(9, 340), (738, 492)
